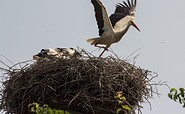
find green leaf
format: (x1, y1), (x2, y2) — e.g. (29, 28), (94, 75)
(168, 93), (173, 99)
(180, 88), (185, 92)
(116, 108), (122, 114)
(120, 96), (126, 101)
(173, 93), (179, 102)
(47, 108), (54, 114)
(118, 100), (123, 104)
(122, 105), (131, 111)
(57, 110), (65, 114)
(180, 88), (185, 98)
(170, 88), (177, 93)
(30, 106), (36, 112)
(178, 95), (182, 104)
(170, 88), (178, 101)
(114, 96), (119, 99)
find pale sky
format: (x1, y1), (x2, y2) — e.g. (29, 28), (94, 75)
(0, 0), (185, 114)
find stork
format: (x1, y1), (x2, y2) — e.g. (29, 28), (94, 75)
(33, 48), (81, 61)
(87, 0), (140, 57)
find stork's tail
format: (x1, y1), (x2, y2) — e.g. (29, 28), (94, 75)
(87, 37), (101, 45)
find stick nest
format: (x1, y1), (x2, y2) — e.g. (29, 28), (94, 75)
(0, 51), (154, 114)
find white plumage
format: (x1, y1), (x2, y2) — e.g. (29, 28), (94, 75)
(87, 0), (140, 57)
(33, 48), (81, 61)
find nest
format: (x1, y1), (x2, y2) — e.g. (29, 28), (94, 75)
(0, 51), (155, 114)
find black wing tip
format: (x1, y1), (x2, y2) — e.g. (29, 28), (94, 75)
(91, 0), (103, 6)
(117, 0), (136, 8)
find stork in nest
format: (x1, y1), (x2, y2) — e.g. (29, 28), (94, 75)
(33, 48), (81, 62)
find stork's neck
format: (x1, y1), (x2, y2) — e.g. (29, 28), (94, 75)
(121, 24), (130, 35)
(114, 25), (131, 42)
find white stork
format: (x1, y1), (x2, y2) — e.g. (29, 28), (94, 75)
(87, 0), (140, 57)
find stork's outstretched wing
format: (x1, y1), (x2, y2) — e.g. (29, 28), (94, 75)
(91, 0), (114, 36)
(110, 0), (137, 27)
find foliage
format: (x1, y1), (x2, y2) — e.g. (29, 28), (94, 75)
(168, 88), (185, 108)
(115, 91), (132, 114)
(28, 103), (70, 114)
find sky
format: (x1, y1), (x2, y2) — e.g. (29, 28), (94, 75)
(0, 0), (185, 113)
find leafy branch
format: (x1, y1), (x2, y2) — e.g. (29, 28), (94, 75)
(28, 103), (70, 114)
(168, 88), (185, 108)
(115, 91), (132, 114)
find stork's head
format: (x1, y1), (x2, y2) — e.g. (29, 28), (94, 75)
(112, 0), (140, 32)
(127, 15), (140, 32)
(130, 20), (140, 32)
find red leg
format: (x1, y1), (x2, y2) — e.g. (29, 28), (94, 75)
(94, 44), (109, 57)
(99, 47), (108, 57)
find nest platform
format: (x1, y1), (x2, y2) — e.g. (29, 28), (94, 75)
(0, 52), (154, 114)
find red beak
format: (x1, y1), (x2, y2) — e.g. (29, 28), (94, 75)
(131, 21), (140, 32)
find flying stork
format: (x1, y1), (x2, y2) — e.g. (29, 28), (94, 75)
(87, 0), (140, 57)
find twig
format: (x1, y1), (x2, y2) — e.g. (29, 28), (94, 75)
(68, 90), (82, 107)
(125, 47), (143, 60)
